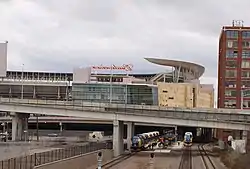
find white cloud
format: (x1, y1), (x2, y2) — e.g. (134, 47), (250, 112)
(1, 0), (250, 101)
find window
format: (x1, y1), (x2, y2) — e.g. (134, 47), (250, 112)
(226, 30), (238, 38)
(242, 100), (250, 108)
(242, 60), (250, 68)
(225, 81), (236, 88)
(242, 41), (250, 48)
(226, 50), (238, 58)
(242, 81), (250, 88)
(224, 100), (236, 108)
(225, 89), (237, 97)
(225, 70), (237, 77)
(242, 70), (250, 77)
(242, 50), (250, 58)
(242, 31), (250, 39)
(227, 40), (238, 48)
(226, 60), (237, 68)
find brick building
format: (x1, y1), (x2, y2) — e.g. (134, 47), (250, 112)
(217, 21), (250, 148)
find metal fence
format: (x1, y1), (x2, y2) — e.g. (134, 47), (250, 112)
(0, 142), (112, 169)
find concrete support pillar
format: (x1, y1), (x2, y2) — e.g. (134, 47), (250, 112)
(8, 86), (12, 98)
(33, 86), (36, 99)
(243, 130), (247, 143)
(57, 86), (60, 99)
(113, 120), (124, 157)
(127, 122), (135, 152)
(11, 113), (30, 141)
(175, 126), (178, 142)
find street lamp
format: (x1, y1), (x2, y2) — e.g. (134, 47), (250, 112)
(109, 65), (113, 104)
(241, 88), (250, 109)
(21, 64), (24, 99)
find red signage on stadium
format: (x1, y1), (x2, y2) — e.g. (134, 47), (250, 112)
(91, 64), (133, 71)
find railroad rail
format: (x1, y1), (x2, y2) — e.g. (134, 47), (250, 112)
(178, 146), (192, 169)
(198, 144), (216, 169)
(97, 152), (136, 169)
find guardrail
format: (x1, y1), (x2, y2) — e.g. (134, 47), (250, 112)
(0, 142), (112, 169)
(0, 97), (248, 114)
(0, 98), (250, 124)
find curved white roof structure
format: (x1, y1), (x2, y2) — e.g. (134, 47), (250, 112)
(144, 57), (205, 82)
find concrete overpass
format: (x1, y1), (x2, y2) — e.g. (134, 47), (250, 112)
(0, 116), (176, 127)
(0, 98), (250, 156)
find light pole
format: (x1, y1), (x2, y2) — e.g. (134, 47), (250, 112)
(21, 64), (24, 99)
(109, 65), (113, 104)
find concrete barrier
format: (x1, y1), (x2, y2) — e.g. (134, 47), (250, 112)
(34, 149), (113, 169)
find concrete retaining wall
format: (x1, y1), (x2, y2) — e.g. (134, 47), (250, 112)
(34, 149), (113, 169)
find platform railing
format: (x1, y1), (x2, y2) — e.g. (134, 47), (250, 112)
(0, 142), (112, 169)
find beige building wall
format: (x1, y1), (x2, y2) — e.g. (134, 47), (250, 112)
(157, 82), (214, 108)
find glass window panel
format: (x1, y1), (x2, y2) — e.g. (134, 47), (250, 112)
(227, 40), (238, 48)
(225, 81), (236, 88)
(242, 60), (250, 68)
(226, 60), (237, 68)
(242, 31), (250, 38)
(242, 71), (250, 77)
(226, 30), (238, 38)
(226, 50), (238, 58)
(242, 41), (250, 48)
(225, 70), (237, 77)
(224, 100), (236, 108)
(242, 81), (250, 88)
(225, 89), (237, 97)
(242, 50), (250, 58)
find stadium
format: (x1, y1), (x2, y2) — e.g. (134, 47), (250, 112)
(0, 57), (206, 102)
(0, 42), (213, 137)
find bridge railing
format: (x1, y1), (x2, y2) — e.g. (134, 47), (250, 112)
(0, 142), (112, 169)
(0, 98), (250, 124)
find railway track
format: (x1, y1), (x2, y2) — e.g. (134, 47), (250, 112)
(198, 144), (216, 169)
(98, 152), (136, 169)
(178, 146), (192, 169)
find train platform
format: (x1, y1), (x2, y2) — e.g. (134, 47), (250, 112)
(169, 141), (184, 150)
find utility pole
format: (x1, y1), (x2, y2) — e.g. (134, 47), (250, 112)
(21, 64), (24, 99)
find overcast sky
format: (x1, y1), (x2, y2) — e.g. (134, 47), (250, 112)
(1, 0), (250, 106)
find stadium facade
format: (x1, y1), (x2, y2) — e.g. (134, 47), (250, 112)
(0, 56), (214, 108)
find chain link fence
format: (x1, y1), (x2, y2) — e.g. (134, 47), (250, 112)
(0, 142), (112, 169)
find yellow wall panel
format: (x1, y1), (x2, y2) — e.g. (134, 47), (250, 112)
(157, 82), (214, 108)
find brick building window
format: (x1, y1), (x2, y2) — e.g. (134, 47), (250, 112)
(225, 81), (236, 88)
(225, 89), (237, 97)
(226, 30), (238, 38)
(242, 50), (250, 58)
(227, 40), (238, 48)
(242, 31), (250, 38)
(242, 81), (250, 88)
(242, 41), (250, 48)
(242, 60), (250, 68)
(226, 50), (238, 58)
(226, 60), (237, 68)
(242, 70), (250, 77)
(224, 100), (236, 108)
(225, 70), (237, 77)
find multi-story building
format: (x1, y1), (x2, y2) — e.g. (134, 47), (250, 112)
(72, 58), (214, 108)
(217, 21), (250, 145)
(218, 20), (250, 109)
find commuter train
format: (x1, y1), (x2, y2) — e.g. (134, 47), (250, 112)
(183, 132), (193, 146)
(164, 130), (176, 144)
(131, 131), (160, 151)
